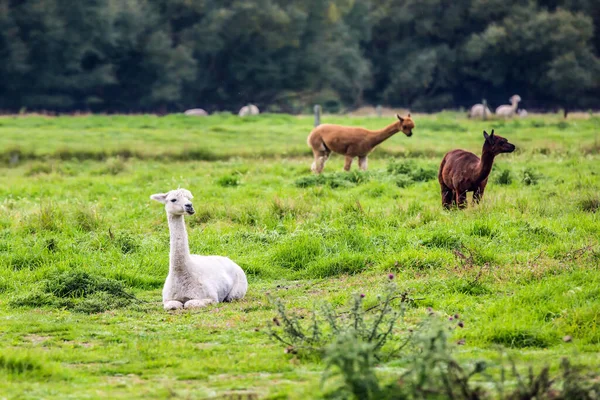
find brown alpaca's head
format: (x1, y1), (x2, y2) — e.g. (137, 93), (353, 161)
(396, 114), (414, 137)
(483, 130), (516, 155)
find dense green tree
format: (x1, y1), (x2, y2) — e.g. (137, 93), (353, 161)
(463, 5), (600, 111)
(0, 0), (30, 110)
(0, 0), (598, 113)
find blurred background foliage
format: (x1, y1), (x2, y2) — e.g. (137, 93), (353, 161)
(0, 0), (599, 113)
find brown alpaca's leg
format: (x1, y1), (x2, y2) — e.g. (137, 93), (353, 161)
(310, 152), (319, 173)
(343, 155), (353, 171)
(312, 150), (329, 174)
(358, 156), (368, 171)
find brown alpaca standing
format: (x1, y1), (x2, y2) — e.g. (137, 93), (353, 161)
(307, 114), (415, 173)
(438, 130), (515, 209)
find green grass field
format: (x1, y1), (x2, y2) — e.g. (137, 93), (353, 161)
(0, 113), (599, 399)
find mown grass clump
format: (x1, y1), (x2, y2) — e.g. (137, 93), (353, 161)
(9, 271), (138, 314)
(387, 160), (437, 188)
(295, 171), (370, 189)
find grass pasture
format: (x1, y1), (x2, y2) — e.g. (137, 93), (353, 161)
(0, 112), (599, 399)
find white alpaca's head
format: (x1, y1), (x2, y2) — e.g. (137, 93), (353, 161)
(510, 95), (522, 104)
(151, 188), (195, 216)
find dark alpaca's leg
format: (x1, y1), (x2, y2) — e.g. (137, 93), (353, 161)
(343, 155), (353, 171)
(441, 184), (454, 209)
(456, 191), (468, 209)
(473, 186), (485, 204)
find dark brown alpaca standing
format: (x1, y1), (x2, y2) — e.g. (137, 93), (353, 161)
(307, 114), (415, 173)
(438, 130), (515, 209)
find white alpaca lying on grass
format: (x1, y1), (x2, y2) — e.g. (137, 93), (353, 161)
(151, 188), (248, 311)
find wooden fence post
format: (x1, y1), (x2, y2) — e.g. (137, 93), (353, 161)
(314, 104), (321, 127)
(482, 99), (488, 120)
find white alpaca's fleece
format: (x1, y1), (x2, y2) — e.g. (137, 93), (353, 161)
(151, 188), (247, 310)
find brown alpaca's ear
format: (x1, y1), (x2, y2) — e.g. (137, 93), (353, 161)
(407, 113), (411, 118)
(396, 114), (404, 122)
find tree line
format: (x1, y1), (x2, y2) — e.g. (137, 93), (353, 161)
(1, 0), (599, 113)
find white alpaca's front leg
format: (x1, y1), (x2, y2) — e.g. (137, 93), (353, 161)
(164, 300), (184, 311)
(184, 299), (215, 309)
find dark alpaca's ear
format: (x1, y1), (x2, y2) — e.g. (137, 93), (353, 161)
(396, 114), (404, 123)
(483, 130), (494, 144)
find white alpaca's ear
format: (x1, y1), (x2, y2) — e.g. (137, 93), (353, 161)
(150, 193), (168, 204)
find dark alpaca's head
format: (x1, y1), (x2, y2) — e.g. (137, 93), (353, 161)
(483, 130), (516, 155)
(396, 114), (415, 137)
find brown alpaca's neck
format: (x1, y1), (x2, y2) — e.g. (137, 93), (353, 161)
(367, 122), (400, 148)
(475, 148), (496, 184)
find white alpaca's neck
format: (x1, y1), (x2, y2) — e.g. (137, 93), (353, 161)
(167, 213), (191, 272)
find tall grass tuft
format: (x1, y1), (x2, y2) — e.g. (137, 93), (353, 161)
(74, 205), (101, 231)
(24, 203), (64, 233)
(494, 168), (513, 185)
(578, 196), (600, 213)
(522, 167), (541, 185)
